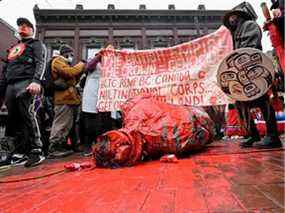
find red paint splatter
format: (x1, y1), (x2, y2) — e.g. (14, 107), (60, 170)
(210, 96), (217, 105)
(198, 71), (206, 79)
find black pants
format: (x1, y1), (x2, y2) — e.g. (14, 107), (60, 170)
(236, 94), (278, 138)
(5, 80), (42, 155)
(37, 97), (54, 156)
(67, 106), (80, 150)
(79, 112), (103, 146)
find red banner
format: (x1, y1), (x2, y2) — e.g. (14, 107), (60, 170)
(97, 26), (233, 112)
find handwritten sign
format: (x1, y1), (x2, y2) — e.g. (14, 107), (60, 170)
(97, 26), (233, 111)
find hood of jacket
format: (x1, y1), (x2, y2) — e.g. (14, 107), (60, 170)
(223, 2), (258, 30)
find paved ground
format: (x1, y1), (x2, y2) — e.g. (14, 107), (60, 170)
(0, 139), (284, 213)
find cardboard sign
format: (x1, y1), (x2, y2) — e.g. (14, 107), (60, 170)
(97, 26), (234, 112)
(217, 48), (274, 101)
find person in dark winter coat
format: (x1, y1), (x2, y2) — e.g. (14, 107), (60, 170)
(0, 18), (46, 167)
(223, 2), (282, 148)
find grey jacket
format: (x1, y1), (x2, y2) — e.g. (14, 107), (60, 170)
(232, 20), (262, 50)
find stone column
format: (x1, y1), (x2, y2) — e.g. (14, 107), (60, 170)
(37, 27), (45, 41)
(194, 16), (200, 36)
(173, 27), (178, 45)
(108, 27), (113, 45)
(74, 27), (80, 61)
(141, 27), (146, 49)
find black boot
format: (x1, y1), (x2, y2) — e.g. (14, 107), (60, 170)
(47, 143), (73, 159)
(24, 153), (45, 167)
(82, 144), (92, 157)
(240, 136), (260, 148)
(254, 136), (283, 149)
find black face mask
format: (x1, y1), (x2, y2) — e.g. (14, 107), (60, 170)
(228, 19), (239, 31)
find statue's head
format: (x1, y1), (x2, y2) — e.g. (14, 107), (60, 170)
(93, 130), (143, 168)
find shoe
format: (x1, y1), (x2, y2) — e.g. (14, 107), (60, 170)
(0, 137), (14, 166)
(82, 145), (92, 157)
(240, 136), (260, 148)
(11, 154), (28, 166)
(0, 137), (15, 151)
(0, 151), (11, 167)
(71, 146), (82, 153)
(47, 148), (73, 159)
(24, 154), (45, 167)
(254, 136), (283, 149)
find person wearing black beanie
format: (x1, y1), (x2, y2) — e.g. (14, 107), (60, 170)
(47, 44), (86, 158)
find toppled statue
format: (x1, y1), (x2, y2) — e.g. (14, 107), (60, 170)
(93, 95), (215, 168)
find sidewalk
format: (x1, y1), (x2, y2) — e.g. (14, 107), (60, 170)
(0, 139), (284, 212)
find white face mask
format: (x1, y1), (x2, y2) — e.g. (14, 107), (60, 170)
(67, 56), (74, 63)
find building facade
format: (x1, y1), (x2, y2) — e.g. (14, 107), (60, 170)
(34, 4), (229, 61)
(0, 19), (18, 125)
(0, 18), (18, 74)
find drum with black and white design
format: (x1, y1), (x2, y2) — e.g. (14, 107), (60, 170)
(217, 48), (275, 101)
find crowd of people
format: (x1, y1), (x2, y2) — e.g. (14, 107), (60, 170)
(0, 17), (119, 167)
(0, 0), (284, 168)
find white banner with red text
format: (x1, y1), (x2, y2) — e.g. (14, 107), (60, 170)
(97, 26), (233, 112)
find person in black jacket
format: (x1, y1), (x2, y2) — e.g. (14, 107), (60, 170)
(223, 2), (282, 149)
(0, 18), (46, 167)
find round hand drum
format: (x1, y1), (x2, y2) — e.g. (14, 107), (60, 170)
(217, 48), (275, 101)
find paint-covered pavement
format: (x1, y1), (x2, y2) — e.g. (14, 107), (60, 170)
(0, 139), (284, 213)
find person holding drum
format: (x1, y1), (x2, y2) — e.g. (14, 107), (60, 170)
(222, 2), (282, 148)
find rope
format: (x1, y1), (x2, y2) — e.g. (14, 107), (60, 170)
(0, 169), (65, 184)
(0, 164), (96, 184)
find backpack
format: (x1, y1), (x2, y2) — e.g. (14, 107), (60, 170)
(41, 56), (69, 97)
(41, 57), (56, 97)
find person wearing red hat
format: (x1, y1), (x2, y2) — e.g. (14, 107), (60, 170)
(0, 17), (46, 167)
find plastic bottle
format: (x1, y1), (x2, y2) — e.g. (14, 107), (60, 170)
(64, 162), (92, 171)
